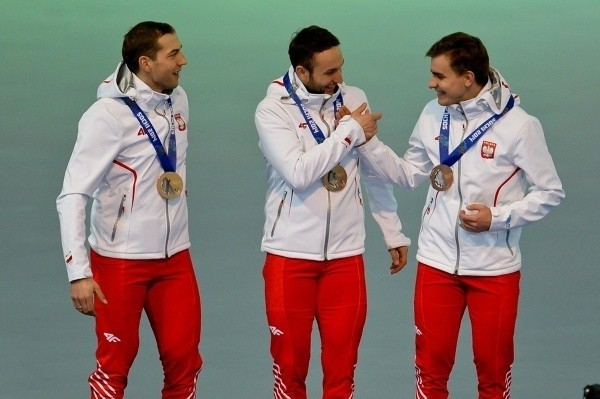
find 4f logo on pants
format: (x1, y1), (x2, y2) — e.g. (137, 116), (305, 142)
(269, 326), (284, 336)
(104, 332), (121, 343)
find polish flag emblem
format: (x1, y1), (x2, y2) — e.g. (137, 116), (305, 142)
(481, 141), (496, 159)
(175, 114), (187, 131)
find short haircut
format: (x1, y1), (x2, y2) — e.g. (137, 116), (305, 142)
(122, 21), (175, 74)
(426, 32), (490, 86)
(288, 25), (340, 72)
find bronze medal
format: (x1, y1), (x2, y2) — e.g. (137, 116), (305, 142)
(430, 164), (453, 191)
(156, 172), (184, 199)
(322, 164), (347, 192)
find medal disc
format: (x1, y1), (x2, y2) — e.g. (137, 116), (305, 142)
(322, 164), (347, 192)
(156, 172), (184, 199)
(430, 164), (453, 191)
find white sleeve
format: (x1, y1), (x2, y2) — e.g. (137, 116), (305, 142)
(489, 117), (564, 230)
(255, 100), (366, 191)
(361, 166), (411, 249)
(56, 103), (123, 281)
(358, 134), (430, 190)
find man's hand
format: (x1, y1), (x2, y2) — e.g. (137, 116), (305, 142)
(389, 246), (409, 274)
(334, 105), (351, 127)
(336, 102), (382, 141)
(459, 204), (492, 232)
(70, 277), (107, 316)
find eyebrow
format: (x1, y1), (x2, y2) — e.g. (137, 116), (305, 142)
(167, 45), (183, 56)
(324, 58), (345, 74)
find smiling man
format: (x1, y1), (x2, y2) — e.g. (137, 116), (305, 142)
(57, 21), (202, 398)
(357, 32), (564, 398)
(255, 25), (411, 398)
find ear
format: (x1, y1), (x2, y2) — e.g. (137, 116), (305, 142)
(295, 65), (309, 80)
(138, 55), (153, 73)
(463, 70), (476, 87)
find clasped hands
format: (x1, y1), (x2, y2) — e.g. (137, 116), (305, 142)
(335, 102), (382, 142)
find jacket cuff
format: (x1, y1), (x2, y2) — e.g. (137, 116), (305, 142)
(337, 116), (367, 146)
(385, 234), (412, 249)
(489, 206), (510, 231)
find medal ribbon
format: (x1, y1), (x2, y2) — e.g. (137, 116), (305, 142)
(282, 72), (343, 144)
(440, 95), (514, 166)
(122, 97), (177, 172)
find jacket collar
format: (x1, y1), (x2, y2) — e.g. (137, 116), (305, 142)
(448, 81), (493, 120)
(99, 62), (171, 112)
(447, 67), (517, 121)
(278, 66), (344, 110)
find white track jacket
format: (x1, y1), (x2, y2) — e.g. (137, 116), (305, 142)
(57, 63), (191, 282)
(358, 68), (564, 276)
(255, 67), (411, 261)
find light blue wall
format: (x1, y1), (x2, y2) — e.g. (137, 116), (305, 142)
(1, 1), (598, 397)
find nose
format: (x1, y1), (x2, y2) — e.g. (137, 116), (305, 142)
(333, 69), (343, 83)
(178, 51), (188, 66)
(427, 76), (437, 89)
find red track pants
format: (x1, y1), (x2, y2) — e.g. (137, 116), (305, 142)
(263, 253), (367, 399)
(414, 263), (520, 399)
(90, 249), (202, 399)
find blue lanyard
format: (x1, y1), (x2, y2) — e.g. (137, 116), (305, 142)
(282, 72), (343, 144)
(122, 97), (176, 172)
(440, 95), (514, 166)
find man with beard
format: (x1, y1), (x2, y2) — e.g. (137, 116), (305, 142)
(255, 25), (411, 398)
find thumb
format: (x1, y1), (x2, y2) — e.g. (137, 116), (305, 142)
(389, 248), (400, 265)
(466, 203), (484, 212)
(351, 102), (368, 115)
(94, 283), (108, 304)
(371, 112), (383, 121)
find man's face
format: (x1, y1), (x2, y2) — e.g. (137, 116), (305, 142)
(143, 33), (187, 93)
(428, 54), (473, 106)
(298, 46), (344, 95)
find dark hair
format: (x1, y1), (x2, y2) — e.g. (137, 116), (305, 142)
(426, 32), (490, 86)
(122, 21), (175, 73)
(288, 25), (340, 72)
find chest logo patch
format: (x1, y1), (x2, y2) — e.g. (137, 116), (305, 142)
(175, 114), (187, 132)
(481, 140), (496, 159)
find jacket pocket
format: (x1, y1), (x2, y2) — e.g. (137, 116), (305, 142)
(355, 178), (363, 208)
(504, 230), (515, 256)
(270, 191), (288, 237)
(111, 194), (127, 242)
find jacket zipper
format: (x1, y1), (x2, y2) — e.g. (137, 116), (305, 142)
(324, 190), (332, 259)
(164, 199), (170, 257)
(321, 100), (333, 259)
(454, 112), (468, 274)
(155, 102), (172, 258)
(270, 190), (288, 237)
(111, 194), (127, 242)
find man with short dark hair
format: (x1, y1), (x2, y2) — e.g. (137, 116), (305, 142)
(255, 25), (411, 398)
(57, 21), (202, 398)
(358, 32), (564, 398)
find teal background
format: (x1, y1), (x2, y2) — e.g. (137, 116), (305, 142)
(1, 0), (599, 397)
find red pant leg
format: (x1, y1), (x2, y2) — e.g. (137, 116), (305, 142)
(90, 250), (149, 399)
(465, 272), (520, 399)
(144, 249), (203, 399)
(414, 263), (466, 399)
(317, 255), (367, 399)
(264, 254), (318, 399)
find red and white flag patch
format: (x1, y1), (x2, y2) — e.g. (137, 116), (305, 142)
(481, 141), (496, 159)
